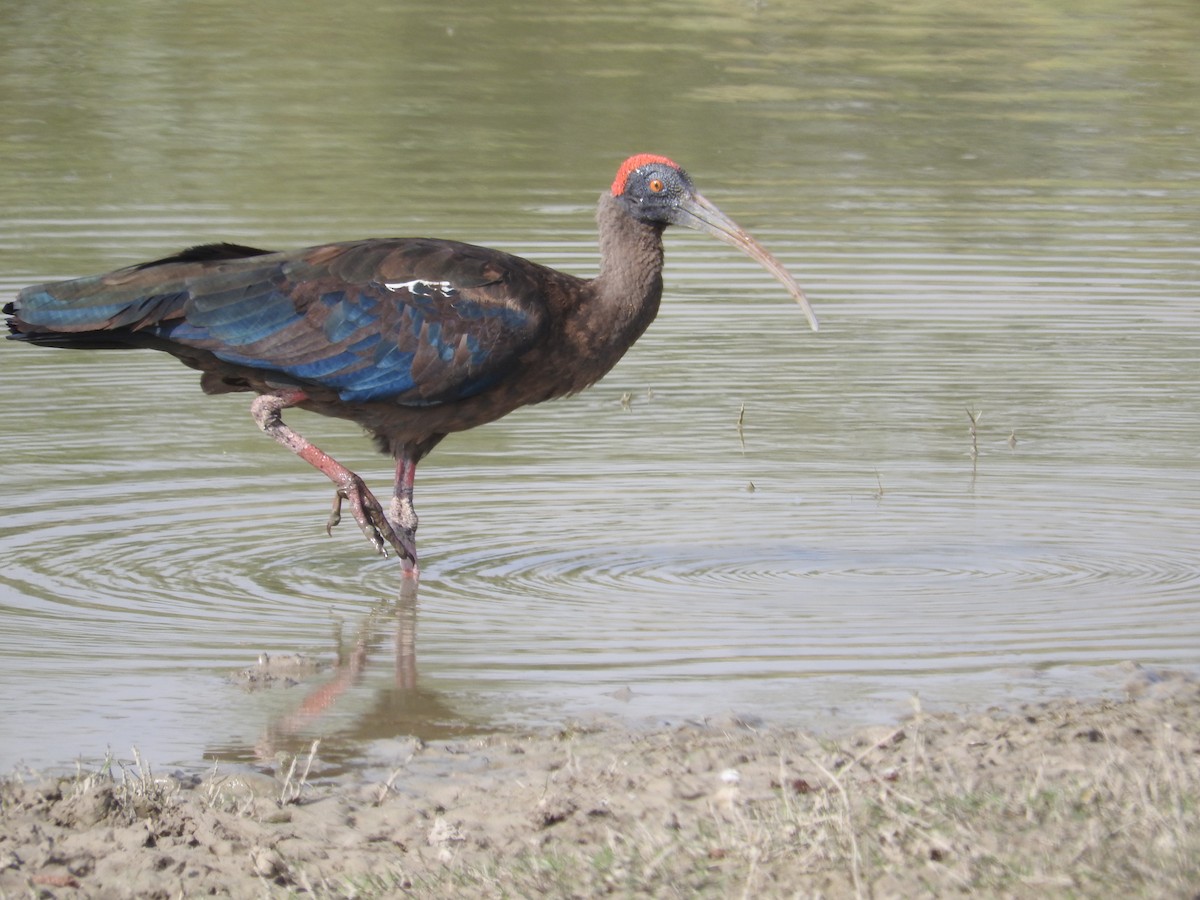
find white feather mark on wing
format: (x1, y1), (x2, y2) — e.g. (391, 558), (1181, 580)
(384, 279), (458, 296)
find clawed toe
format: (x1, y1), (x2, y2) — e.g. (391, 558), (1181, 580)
(326, 491), (344, 535)
(326, 479), (417, 566)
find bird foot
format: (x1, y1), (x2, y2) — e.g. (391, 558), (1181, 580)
(326, 476), (417, 568)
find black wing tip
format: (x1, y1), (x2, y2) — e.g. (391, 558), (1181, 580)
(133, 242), (276, 270)
(4, 300), (26, 339)
(6, 332), (108, 347)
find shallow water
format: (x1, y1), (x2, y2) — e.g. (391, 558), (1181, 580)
(1, 0), (1198, 772)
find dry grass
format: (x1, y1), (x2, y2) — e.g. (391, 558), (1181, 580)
(370, 688), (1200, 899)
(2, 680), (1197, 898)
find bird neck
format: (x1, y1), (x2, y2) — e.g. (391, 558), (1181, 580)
(590, 192), (666, 335)
(531, 194), (667, 398)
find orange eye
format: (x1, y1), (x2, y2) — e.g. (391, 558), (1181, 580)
(649, 178), (664, 193)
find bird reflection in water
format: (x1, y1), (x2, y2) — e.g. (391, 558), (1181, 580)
(236, 580), (479, 765)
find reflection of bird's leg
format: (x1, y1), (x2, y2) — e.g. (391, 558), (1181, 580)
(250, 391), (417, 567)
(395, 577), (418, 690)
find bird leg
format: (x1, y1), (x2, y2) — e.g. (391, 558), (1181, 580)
(250, 391), (417, 570)
(388, 456), (419, 535)
(386, 456), (420, 580)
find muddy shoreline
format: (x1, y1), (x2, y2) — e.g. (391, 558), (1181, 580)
(2, 667), (1197, 898)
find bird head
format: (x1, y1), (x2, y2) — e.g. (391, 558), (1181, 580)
(610, 154), (698, 224)
(610, 155), (818, 331)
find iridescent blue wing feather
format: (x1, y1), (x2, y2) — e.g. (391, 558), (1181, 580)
(8, 239), (547, 406)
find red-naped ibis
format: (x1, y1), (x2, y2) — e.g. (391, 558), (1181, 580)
(5, 154), (818, 577)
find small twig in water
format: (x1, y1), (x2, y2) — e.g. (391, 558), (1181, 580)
(966, 408), (981, 460)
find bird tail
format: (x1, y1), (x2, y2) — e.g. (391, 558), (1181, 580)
(4, 281), (178, 348)
(5, 242), (275, 348)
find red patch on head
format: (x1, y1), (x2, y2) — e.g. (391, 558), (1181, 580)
(611, 154), (680, 196)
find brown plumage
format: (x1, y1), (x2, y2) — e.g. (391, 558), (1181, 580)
(5, 154), (818, 577)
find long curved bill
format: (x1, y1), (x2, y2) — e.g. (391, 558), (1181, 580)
(675, 192), (819, 332)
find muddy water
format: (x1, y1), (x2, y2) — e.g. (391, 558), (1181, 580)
(1, 0), (1198, 771)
